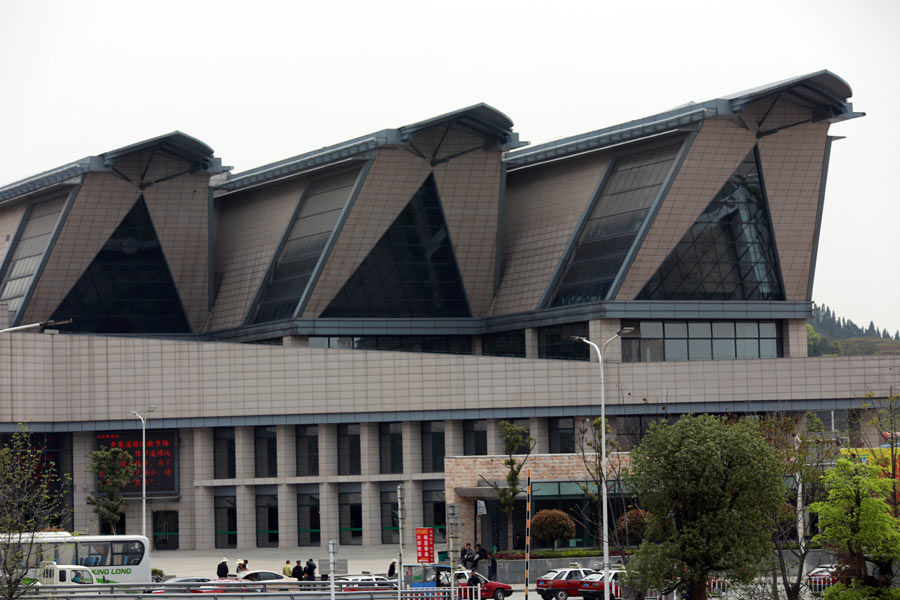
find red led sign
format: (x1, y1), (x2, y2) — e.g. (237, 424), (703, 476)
(95, 430), (178, 495)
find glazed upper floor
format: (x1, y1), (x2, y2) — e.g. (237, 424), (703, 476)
(0, 71), (861, 339)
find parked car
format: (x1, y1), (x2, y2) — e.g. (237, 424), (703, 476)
(147, 576), (213, 593)
(335, 574), (397, 590)
(807, 564), (839, 595)
(237, 570), (292, 582)
(579, 570), (624, 600)
(191, 578), (262, 593)
(444, 569), (513, 600)
(536, 567), (596, 600)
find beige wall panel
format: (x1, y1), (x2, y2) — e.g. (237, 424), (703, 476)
(433, 150), (502, 316)
(20, 173), (140, 323)
(434, 128), (485, 162)
(493, 154), (610, 315)
(302, 148), (432, 317)
(758, 121), (829, 300)
(143, 168), (211, 331)
(206, 177), (308, 331)
(741, 98), (813, 133)
(616, 118), (756, 299)
(1, 332), (897, 440)
(0, 202), (29, 265)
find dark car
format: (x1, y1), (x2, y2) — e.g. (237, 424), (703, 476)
(536, 567), (596, 600)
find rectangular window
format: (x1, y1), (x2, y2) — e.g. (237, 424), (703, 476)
(339, 488), (362, 545)
(379, 423), (403, 474)
(538, 322), (590, 361)
(380, 489), (399, 544)
(297, 486), (320, 546)
(621, 320), (782, 363)
(254, 426), (277, 478)
(213, 428), (235, 479)
(507, 418), (531, 454)
(421, 422), (445, 473)
(482, 330), (526, 357)
(338, 424), (361, 475)
(548, 418), (575, 453)
(255, 491), (278, 547)
(296, 425), (319, 477)
(214, 494), (237, 549)
(422, 486), (446, 543)
(463, 420), (487, 456)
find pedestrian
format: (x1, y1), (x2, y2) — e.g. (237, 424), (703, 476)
(304, 558), (317, 581)
(475, 544), (488, 569)
(488, 553), (497, 581)
(217, 558), (229, 578)
(282, 560), (293, 577)
(387, 560), (397, 578)
(292, 560), (304, 581)
(461, 543), (475, 568)
(236, 559), (248, 573)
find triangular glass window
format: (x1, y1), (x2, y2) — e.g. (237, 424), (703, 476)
(637, 147), (784, 301)
(321, 175), (471, 318)
(549, 142), (683, 307)
(49, 196), (191, 333)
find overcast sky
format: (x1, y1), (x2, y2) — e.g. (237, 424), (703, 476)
(1, 0), (897, 334)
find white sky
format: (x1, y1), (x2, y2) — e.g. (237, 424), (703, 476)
(1, 0), (898, 334)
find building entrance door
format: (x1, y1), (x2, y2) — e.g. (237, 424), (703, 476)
(152, 510), (179, 550)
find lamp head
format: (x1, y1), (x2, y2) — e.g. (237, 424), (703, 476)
(147, 405), (157, 413)
(570, 336), (586, 342)
(618, 327), (635, 336)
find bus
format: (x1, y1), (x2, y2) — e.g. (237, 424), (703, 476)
(0, 532), (152, 584)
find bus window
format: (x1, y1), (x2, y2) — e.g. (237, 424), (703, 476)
(111, 541), (144, 566)
(77, 542), (109, 566)
(55, 542), (76, 565)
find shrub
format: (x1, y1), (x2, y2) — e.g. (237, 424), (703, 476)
(614, 508), (649, 545)
(531, 509), (575, 547)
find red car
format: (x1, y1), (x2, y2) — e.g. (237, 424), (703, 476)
(536, 567), (596, 600)
(445, 569), (513, 600)
(579, 571), (624, 599)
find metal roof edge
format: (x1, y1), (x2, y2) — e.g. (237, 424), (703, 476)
(0, 160), (91, 204)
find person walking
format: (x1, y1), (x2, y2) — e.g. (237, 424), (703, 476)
(282, 560), (293, 577)
(304, 558), (317, 581)
(387, 560), (397, 578)
(217, 558), (229, 578)
(292, 560), (304, 580)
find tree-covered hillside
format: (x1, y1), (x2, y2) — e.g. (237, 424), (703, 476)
(807, 303), (900, 357)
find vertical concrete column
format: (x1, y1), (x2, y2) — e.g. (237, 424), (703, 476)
(402, 479), (424, 547)
(174, 428), (198, 549)
(524, 328), (539, 359)
(193, 486), (215, 550)
(319, 424), (337, 477)
(193, 428), (214, 480)
(588, 319), (623, 362)
(278, 483), (298, 547)
(486, 420), (502, 455)
(471, 335), (483, 356)
(402, 421), (422, 474)
(71, 432), (94, 533)
(360, 423), (380, 475)
(235, 426), (254, 480)
(276, 425), (296, 478)
(319, 482), (339, 546)
(236, 485), (255, 549)
(361, 481), (380, 545)
(783, 319), (808, 358)
(530, 417), (548, 453)
(444, 420), (464, 460)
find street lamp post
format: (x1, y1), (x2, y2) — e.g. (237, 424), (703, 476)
(130, 406), (157, 538)
(572, 328), (633, 600)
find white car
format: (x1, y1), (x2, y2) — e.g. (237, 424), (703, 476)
(237, 570), (293, 583)
(335, 575), (396, 590)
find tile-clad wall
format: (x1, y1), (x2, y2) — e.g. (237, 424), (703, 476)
(784, 318), (809, 358)
(616, 118), (756, 300)
(758, 121), (830, 300)
(206, 178), (308, 331)
(2, 331), (896, 425)
(302, 148), (432, 317)
(20, 173), (140, 324)
(142, 166), (211, 331)
(494, 154), (611, 315)
(433, 149), (503, 317)
(0, 200), (29, 265)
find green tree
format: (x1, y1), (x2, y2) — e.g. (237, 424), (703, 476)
(624, 415), (783, 600)
(480, 420), (534, 550)
(86, 447), (138, 534)
(808, 323), (841, 356)
(531, 509), (575, 549)
(810, 458), (900, 589)
(0, 426), (70, 600)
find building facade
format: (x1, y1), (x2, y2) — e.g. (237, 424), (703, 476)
(0, 70), (896, 551)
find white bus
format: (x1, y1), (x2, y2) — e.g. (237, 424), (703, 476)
(0, 532), (152, 584)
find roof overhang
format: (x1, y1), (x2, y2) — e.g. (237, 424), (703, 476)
(102, 131), (219, 171)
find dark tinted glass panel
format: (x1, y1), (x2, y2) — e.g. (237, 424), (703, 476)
(483, 330), (526, 357)
(380, 490), (399, 544)
(550, 142), (682, 307)
(637, 148), (784, 302)
(379, 423), (403, 474)
(688, 339), (712, 361)
(621, 337), (640, 363)
(736, 338), (759, 359)
(338, 424), (361, 475)
(255, 494), (278, 547)
(49, 196), (190, 334)
(664, 322), (687, 337)
(321, 175), (470, 318)
(254, 426), (277, 478)
(736, 322), (759, 338)
(251, 169), (360, 324)
(538, 322), (589, 361)
(688, 322), (711, 338)
(664, 339), (688, 361)
(642, 322), (663, 338)
(642, 339), (664, 362)
(548, 418), (575, 453)
(713, 339), (736, 359)
(214, 495), (237, 548)
(296, 426), (319, 477)
(422, 489), (446, 543)
(213, 428), (236, 479)
(713, 322), (735, 338)
(298, 491), (320, 546)
(421, 422), (445, 473)
(463, 420), (487, 456)
(760, 338), (777, 358)
(339, 492), (363, 545)
(759, 322), (777, 338)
